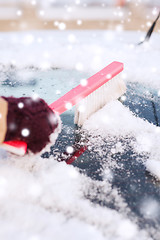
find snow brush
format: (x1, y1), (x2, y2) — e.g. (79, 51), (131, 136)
(1, 61), (125, 156)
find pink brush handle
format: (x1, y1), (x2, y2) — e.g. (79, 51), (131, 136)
(49, 61), (123, 115)
(2, 61), (123, 155)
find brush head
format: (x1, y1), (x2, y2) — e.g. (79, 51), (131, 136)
(74, 75), (126, 126)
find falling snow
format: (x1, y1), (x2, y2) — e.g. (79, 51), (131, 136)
(0, 4), (160, 238)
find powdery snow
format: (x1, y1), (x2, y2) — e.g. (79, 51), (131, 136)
(0, 154), (151, 240)
(83, 99), (160, 176)
(0, 30), (160, 89)
(83, 100), (160, 154)
(0, 29), (160, 239)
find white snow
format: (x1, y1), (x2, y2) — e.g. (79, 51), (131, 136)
(0, 29), (160, 239)
(83, 99), (160, 177)
(0, 30), (160, 89)
(83, 100), (160, 154)
(0, 154), (151, 240)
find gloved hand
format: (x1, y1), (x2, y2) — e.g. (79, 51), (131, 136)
(0, 96), (61, 153)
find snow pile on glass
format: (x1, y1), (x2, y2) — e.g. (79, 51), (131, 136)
(0, 29), (160, 239)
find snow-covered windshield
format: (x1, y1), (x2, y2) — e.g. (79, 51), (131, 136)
(0, 29), (160, 240)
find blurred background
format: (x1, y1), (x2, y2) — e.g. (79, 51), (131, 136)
(0, 0), (159, 31)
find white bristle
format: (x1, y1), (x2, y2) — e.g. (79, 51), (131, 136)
(74, 75), (126, 126)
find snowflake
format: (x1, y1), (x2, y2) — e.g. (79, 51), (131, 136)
(66, 146), (74, 154)
(16, 10), (22, 16)
(77, 19), (82, 25)
(78, 105), (86, 113)
(31, 0), (37, 5)
(21, 128), (30, 137)
(80, 78), (87, 86)
(58, 22), (66, 30)
(140, 197), (160, 220)
(18, 102), (24, 109)
(65, 102), (72, 110)
(75, 62), (84, 71)
(68, 34), (76, 43)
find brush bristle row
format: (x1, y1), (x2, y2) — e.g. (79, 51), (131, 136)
(74, 76), (126, 126)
